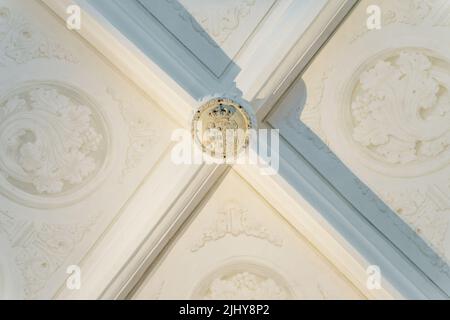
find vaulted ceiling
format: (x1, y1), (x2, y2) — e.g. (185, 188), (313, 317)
(0, 0), (449, 300)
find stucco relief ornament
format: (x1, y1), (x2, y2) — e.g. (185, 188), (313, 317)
(166, 0), (257, 46)
(201, 272), (289, 300)
(191, 205), (283, 252)
(346, 49), (450, 176)
(0, 82), (109, 207)
(0, 7), (77, 65)
(192, 261), (293, 300)
(192, 96), (254, 161)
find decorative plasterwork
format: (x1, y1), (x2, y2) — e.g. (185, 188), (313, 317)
(170, 0), (257, 47)
(133, 170), (365, 300)
(195, 264), (292, 300)
(0, 5), (97, 209)
(106, 88), (159, 180)
(203, 272), (288, 299)
(0, 82), (110, 208)
(0, 210), (97, 298)
(0, 3), (99, 298)
(0, 1), (167, 299)
(135, 0), (275, 77)
(353, 178), (450, 276)
(299, 71), (331, 145)
(192, 97), (252, 160)
(381, 185), (450, 260)
(385, 0), (433, 25)
(347, 49), (450, 176)
(191, 204), (283, 252)
(299, 0), (450, 273)
(0, 6), (77, 65)
(350, 0), (435, 43)
(373, 0), (450, 29)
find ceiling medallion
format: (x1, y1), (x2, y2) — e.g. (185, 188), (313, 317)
(192, 97), (253, 160)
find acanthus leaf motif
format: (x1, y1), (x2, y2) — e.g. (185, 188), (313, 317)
(0, 83), (107, 197)
(351, 50), (450, 166)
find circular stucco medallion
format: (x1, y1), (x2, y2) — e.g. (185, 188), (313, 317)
(191, 260), (294, 300)
(339, 48), (450, 177)
(192, 98), (252, 160)
(0, 81), (110, 208)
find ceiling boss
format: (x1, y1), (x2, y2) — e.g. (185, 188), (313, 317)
(192, 97), (253, 161)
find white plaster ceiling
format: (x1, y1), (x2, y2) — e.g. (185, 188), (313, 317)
(0, 0), (448, 300)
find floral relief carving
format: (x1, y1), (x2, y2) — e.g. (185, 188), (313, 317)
(349, 0), (438, 43)
(200, 271), (290, 300)
(191, 205), (283, 252)
(0, 83), (107, 200)
(192, 261), (293, 300)
(300, 49), (450, 271)
(383, 0), (434, 25)
(298, 1), (450, 277)
(349, 50), (450, 171)
(166, 0), (257, 47)
(0, 6), (77, 65)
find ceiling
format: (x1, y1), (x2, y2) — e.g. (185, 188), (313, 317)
(0, 0), (449, 299)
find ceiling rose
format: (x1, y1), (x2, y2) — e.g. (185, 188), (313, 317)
(192, 97), (253, 160)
